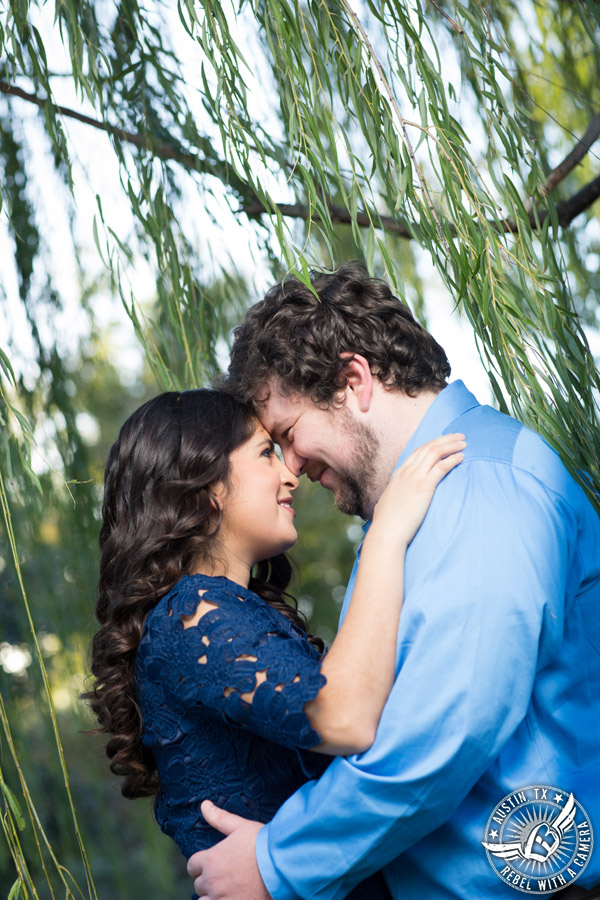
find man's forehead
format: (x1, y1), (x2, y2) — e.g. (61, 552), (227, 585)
(256, 379), (307, 434)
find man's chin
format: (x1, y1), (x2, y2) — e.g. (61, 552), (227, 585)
(334, 479), (370, 519)
(318, 467), (338, 493)
(318, 469), (353, 513)
(312, 466), (371, 519)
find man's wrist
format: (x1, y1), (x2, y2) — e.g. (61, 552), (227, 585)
(255, 823), (295, 900)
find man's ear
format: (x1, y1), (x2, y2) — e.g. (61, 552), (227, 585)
(340, 353), (373, 412)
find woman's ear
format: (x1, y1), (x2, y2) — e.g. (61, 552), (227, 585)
(340, 353), (373, 412)
(208, 481), (225, 512)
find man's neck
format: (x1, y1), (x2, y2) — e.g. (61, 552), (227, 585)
(370, 386), (443, 502)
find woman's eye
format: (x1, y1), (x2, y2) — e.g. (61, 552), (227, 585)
(261, 446), (274, 458)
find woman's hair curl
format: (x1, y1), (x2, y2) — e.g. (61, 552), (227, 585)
(83, 389), (322, 799)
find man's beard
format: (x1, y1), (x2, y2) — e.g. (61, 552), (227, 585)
(333, 415), (380, 520)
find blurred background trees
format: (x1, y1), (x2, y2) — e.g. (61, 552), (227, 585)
(1, 1), (599, 896)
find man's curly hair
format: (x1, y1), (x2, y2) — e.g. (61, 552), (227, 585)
(224, 261), (450, 406)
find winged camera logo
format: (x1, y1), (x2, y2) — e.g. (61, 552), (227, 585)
(482, 786), (593, 893)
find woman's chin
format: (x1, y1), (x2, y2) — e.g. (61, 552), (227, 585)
(255, 533), (297, 563)
(283, 533), (298, 552)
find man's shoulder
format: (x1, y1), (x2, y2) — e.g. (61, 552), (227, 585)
(450, 402), (586, 510)
(450, 403), (522, 465)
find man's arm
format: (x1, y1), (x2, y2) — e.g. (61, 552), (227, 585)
(191, 459), (574, 900)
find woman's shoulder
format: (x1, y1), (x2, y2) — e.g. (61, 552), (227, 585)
(138, 574), (255, 675)
(145, 573), (297, 634)
(144, 574), (243, 617)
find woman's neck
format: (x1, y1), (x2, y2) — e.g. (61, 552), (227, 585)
(190, 553), (252, 588)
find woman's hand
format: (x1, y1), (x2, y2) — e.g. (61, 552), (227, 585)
(371, 433), (466, 548)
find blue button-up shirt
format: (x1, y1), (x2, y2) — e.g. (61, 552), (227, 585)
(256, 380), (600, 899)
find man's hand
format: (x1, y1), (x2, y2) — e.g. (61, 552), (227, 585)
(187, 801), (272, 900)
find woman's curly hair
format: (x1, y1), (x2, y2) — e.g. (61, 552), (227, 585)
(83, 389), (322, 799)
(223, 260), (450, 406)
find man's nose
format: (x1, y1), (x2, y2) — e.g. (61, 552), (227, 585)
(282, 445), (307, 478)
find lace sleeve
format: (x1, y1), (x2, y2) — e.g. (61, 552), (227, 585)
(146, 576), (326, 750)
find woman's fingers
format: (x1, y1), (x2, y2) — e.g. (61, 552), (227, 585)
(426, 434), (466, 474)
(390, 434), (466, 486)
(372, 434), (466, 543)
(429, 447), (464, 481)
(403, 433), (466, 472)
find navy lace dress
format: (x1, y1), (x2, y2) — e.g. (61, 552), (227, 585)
(136, 574), (391, 900)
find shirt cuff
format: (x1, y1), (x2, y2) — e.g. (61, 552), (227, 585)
(256, 823), (297, 900)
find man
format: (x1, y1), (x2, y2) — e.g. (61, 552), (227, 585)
(189, 262), (600, 900)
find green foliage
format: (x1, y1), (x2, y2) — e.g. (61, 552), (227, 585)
(186, 0), (600, 496)
(0, 0), (599, 896)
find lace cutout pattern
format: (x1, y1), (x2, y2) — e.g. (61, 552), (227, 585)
(135, 574), (328, 858)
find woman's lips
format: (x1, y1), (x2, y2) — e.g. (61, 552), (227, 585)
(277, 498), (296, 517)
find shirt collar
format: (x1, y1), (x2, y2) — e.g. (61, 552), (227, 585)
(393, 379), (480, 473)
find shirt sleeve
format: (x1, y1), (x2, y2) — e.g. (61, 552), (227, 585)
(255, 459), (576, 900)
(155, 580), (326, 750)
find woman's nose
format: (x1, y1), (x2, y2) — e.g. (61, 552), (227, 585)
(279, 461), (299, 490)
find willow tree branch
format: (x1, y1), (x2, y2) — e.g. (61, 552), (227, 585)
(242, 201), (413, 237)
(244, 115), (600, 238)
(428, 0), (464, 34)
(498, 174), (600, 233)
(0, 79), (206, 172)
(548, 173), (600, 228)
(542, 112), (600, 195)
(3, 79), (598, 240)
(246, 172), (600, 237)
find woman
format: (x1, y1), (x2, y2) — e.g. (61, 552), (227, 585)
(85, 390), (464, 898)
